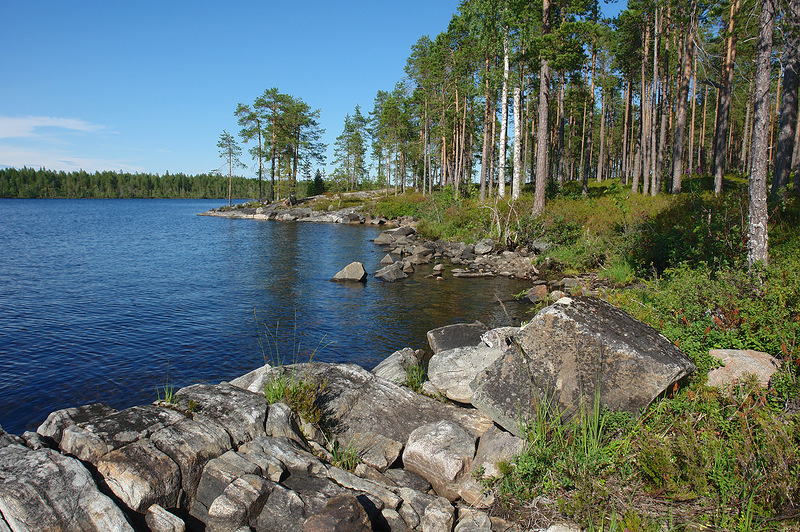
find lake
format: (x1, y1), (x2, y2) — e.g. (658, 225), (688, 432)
(0, 199), (532, 434)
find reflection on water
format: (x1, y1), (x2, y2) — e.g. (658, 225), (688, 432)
(0, 199), (533, 434)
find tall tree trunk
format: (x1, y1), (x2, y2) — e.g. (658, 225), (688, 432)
(498, 32), (510, 198)
(582, 42), (597, 196)
(740, 80), (753, 173)
(638, 22), (652, 194)
(772, 0), (800, 199)
(713, 0), (741, 195)
(672, 4), (695, 194)
(688, 54), (697, 175)
(534, 0), (551, 214)
(512, 87), (523, 200)
(648, 6), (660, 195)
(622, 79), (632, 184)
(557, 72), (567, 188)
(597, 82), (606, 182)
(748, 0), (776, 267)
(480, 55), (493, 201)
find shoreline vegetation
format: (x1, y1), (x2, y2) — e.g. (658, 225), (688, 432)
(5, 167), (800, 529)
(212, 176), (800, 530)
(201, 177), (800, 529)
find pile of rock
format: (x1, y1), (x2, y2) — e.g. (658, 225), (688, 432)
(371, 227), (537, 282)
(0, 297), (698, 532)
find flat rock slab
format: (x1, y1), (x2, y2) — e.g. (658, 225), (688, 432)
(426, 321), (489, 354)
(515, 296), (695, 417)
(172, 382), (269, 445)
(0, 434), (133, 531)
(707, 349), (781, 388)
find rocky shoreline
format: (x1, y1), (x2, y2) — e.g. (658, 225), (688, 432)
(1, 295), (742, 532)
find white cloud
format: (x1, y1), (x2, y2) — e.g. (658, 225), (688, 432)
(0, 145), (143, 173)
(0, 115), (106, 139)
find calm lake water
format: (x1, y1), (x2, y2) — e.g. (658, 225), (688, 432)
(0, 199), (532, 434)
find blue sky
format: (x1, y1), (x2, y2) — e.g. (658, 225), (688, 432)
(1, 1), (623, 177)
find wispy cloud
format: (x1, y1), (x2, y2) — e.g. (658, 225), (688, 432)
(0, 145), (143, 173)
(0, 115), (106, 139)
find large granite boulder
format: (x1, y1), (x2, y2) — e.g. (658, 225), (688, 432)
(514, 296), (695, 418)
(402, 420), (477, 501)
(59, 404), (186, 463)
(426, 321), (489, 354)
(303, 493), (372, 532)
(332, 262), (368, 283)
(427, 345), (507, 403)
(470, 347), (537, 437)
(706, 349), (781, 388)
(0, 431), (133, 531)
(36, 403), (118, 447)
(291, 363), (492, 449)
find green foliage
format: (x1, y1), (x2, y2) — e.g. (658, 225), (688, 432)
(156, 383), (176, 404)
(404, 362), (427, 393)
(330, 439), (361, 471)
(264, 369), (324, 426)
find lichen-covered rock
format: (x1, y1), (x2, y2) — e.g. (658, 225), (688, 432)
(473, 425), (524, 479)
(59, 404), (185, 463)
(402, 420), (477, 501)
(421, 497), (455, 532)
(0, 435), (133, 531)
(292, 363), (493, 451)
(371, 347), (419, 384)
(172, 382), (269, 445)
(36, 403), (117, 446)
(515, 296), (695, 417)
(206, 474), (271, 532)
(470, 347), (537, 438)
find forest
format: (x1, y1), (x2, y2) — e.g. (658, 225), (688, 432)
(0, 167), (262, 200)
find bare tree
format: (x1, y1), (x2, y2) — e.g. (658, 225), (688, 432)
(748, 0), (776, 267)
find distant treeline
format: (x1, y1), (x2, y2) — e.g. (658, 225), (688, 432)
(0, 167), (262, 199)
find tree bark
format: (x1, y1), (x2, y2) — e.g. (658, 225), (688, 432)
(622, 79), (632, 184)
(672, 3), (695, 194)
(512, 86), (523, 200)
(740, 80), (753, 173)
(497, 33), (510, 198)
(533, 0), (551, 212)
(480, 56), (492, 201)
(713, 0), (741, 195)
(557, 72), (566, 188)
(772, 0), (800, 199)
(582, 42), (597, 196)
(748, 0), (775, 267)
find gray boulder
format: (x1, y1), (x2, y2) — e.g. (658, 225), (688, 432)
(172, 382), (269, 446)
(427, 345), (507, 403)
(0, 434), (133, 531)
(473, 239), (495, 255)
(470, 346), (538, 438)
(473, 425), (524, 479)
(706, 349), (781, 388)
(421, 497), (455, 532)
(303, 493), (372, 532)
(36, 403), (117, 446)
(59, 404), (186, 463)
(290, 363), (493, 450)
(332, 262), (368, 283)
(94, 438), (182, 513)
(515, 296), (695, 417)
(402, 420), (477, 501)
(145, 504), (185, 532)
(371, 347), (420, 384)
(426, 321), (489, 354)
(374, 262), (408, 282)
